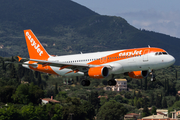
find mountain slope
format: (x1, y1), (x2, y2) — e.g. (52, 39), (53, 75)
(0, 0), (180, 65)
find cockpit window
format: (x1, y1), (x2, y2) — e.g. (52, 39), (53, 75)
(162, 52), (168, 55)
(155, 52), (168, 55)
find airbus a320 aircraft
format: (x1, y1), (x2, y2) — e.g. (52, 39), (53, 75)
(17, 29), (175, 86)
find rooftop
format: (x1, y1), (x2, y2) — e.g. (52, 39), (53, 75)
(125, 113), (140, 116)
(41, 96), (60, 104)
(142, 115), (168, 119)
(115, 79), (127, 81)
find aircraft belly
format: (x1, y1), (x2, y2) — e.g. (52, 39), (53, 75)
(107, 62), (124, 74)
(51, 66), (84, 77)
(120, 58), (139, 72)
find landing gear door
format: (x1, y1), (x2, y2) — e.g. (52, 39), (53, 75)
(143, 49), (149, 62)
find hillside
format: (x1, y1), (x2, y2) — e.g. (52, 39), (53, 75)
(0, 0), (180, 64)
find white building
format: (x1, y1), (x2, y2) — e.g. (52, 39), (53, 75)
(112, 79), (127, 91)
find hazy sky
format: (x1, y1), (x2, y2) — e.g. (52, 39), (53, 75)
(72, 0), (180, 38)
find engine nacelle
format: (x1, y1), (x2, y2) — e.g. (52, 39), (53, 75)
(127, 70), (148, 79)
(88, 66), (109, 79)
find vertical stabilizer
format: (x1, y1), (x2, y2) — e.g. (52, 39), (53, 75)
(24, 29), (50, 60)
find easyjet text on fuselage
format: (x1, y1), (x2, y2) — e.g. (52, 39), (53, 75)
(119, 50), (142, 56)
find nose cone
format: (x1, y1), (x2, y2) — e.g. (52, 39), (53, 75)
(167, 55), (175, 66)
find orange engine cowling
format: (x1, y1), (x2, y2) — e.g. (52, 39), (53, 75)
(88, 66), (109, 79)
(128, 70), (148, 79)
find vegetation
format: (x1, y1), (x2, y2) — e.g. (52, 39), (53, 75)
(0, 56), (180, 119)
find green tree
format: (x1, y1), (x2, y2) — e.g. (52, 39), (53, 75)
(144, 78), (147, 90)
(55, 91), (68, 102)
(172, 101), (180, 110)
(150, 92), (155, 106)
(162, 97), (168, 108)
(136, 99), (141, 108)
(141, 79), (143, 89)
(164, 79), (167, 91)
(142, 96), (150, 117)
(0, 86), (15, 103)
(97, 100), (127, 120)
(155, 94), (162, 108)
(17, 64), (25, 79)
(134, 97), (137, 107)
(114, 95), (123, 103)
(28, 83), (44, 104)
(34, 105), (48, 120)
(176, 70), (178, 80)
(88, 91), (100, 112)
(20, 104), (37, 120)
(2, 59), (6, 72)
(82, 100), (95, 120)
(28, 70), (36, 84)
(102, 79), (108, 85)
(37, 72), (42, 87)
(125, 92), (132, 99)
(62, 97), (86, 120)
(176, 95), (179, 101)
(51, 104), (63, 120)
(12, 83), (44, 104)
(12, 84), (29, 104)
(100, 97), (107, 106)
(151, 106), (157, 115)
(54, 82), (58, 96)
(133, 90), (136, 98)
(137, 91), (142, 98)
(0, 105), (21, 120)
(10, 64), (17, 79)
(142, 104), (150, 117)
(166, 79), (169, 95)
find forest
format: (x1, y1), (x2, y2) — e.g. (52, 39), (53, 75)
(0, 56), (180, 120)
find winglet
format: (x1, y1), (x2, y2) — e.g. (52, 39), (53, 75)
(17, 56), (22, 62)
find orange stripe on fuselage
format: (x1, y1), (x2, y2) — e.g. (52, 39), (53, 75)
(29, 61), (58, 75)
(88, 47), (166, 65)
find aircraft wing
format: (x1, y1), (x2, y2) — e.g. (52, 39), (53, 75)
(17, 57), (112, 71)
(28, 58), (94, 67)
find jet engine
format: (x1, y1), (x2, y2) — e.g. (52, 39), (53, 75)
(126, 70), (148, 79)
(88, 66), (109, 79)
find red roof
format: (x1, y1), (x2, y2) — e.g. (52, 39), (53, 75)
(42, 98), (60, 103)
(126, 113), (139, 116)
(157, 112), (167, 115)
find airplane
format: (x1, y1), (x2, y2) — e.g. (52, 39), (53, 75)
(15, 29), (175, 86)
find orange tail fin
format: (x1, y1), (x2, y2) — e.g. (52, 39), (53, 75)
(24, 29), (50, 60)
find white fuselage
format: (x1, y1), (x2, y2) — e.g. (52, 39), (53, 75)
(38, 48), (175, 77)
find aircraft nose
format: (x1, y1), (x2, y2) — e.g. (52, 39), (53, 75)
(168, 55), (175, 65)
